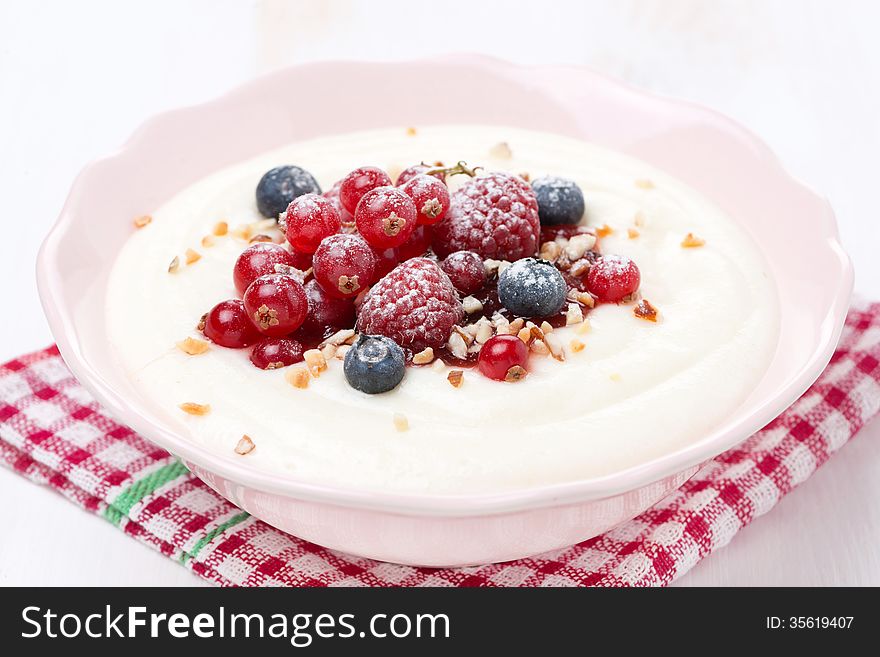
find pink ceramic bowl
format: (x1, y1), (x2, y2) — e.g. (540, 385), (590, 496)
(36, 56), (852, 566)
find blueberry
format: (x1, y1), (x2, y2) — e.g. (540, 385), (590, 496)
(532, 176), (584, 226)
(255, 165), (322, 219)
(343, 334), (405, 394)
(497, 258), (567, 317)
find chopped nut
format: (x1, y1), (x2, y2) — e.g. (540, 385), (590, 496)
(483, 259), (503, 276)
(133, 215), (152, 228)
(517, 326), (532, 344)
(234, 435), (255, 455)
(196, 313), (207, 332)
(489, 141), (512, 158)
(185, 248), (201, 265)
(540, 321), (553, 334)
(286, 367), (310, 389)
(497, 260), (512, 275)
(681, 232), (705, 248)
(634, 211), (646, 227)
(475, 318), (494, 344)
(406, 126), (417, 136)
(249, 233), (273, 244)
(231, 224), (252, 241)
(467, 342), (482, 354)
(462, 296), (483, 314)
(452, 325), (474, 346)
(569, 259), (591, 278)
(530, 339), (550, 355)
(177, 336), (209, 355)
(508, 317), (525, 333)
(504, 365), (527, 382)
(463, 323), (479, 338)
(167, 256), (180, 273)
(568, 289), (595, 308)
(213, 221), (229, 236)
(627, 228), (640, 239)
(635, 178), (655, 189)
(303, 349), (327, 377)
(610, 372), (622, 382)
(179, 402), (210, 416)
(634, 299), (659, 322)
(447, 330), (469, 359)
(412, 347), (435, 365)
(570, 339), (586, 353)
(539, 241), (561, 262)
(344, 332), (358, 345)
(335, 345), (350, 360)
(543, 332), (566, 361)
(201, 235), (215, 248)
(492, 313), (511, 335)
(320, 344), (337, 360)
(564, 234), (597, 261)
(566, 302), (584, 326)
(393, 413), (409, 432)
(320, 329), (356, 348)
(596, 224), (613, 238)
(447, 370), (464, 388)
(519, 171), (531, 182)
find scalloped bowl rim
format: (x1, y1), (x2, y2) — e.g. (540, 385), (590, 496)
(36, 55), (853, 517)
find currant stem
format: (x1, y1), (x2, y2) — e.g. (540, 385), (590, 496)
(425, 160), (482, 178)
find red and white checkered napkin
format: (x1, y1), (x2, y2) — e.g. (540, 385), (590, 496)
(2, 302), (879, 587)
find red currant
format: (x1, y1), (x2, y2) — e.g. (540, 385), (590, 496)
(202, 299), (261, 348)
(354, 186), (417, 249)
(477, 335), (529, 382)
(312, 233), (376, 299)
(370, 245), (400, 279)
(586, 255), (640, 303)
(298, 278), (356, 338)
(339, 166), (392, 215)
(441, 250), (486, 295)
(233, 243), (297, 296)
(288, 247), (314, 271)
(284, 194), (341, 254)
(323, 179), (355, 226)
(250, 337), (305, 370)
(396, 163), (446, 186)
(401, 174), (450, 225)
(395, 225), (433, 261)
(243, 274), (309, 336)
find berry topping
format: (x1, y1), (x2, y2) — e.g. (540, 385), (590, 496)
(323, 179), (354, 225)
(233, 243), (298, 296)
(343, 334), (406, 394)
(298, 279), (356, 338)
(242, 274), (309, 337)
(354, 186), (417, 249)
(497, 258), (567, 317)
(284, 194), (341, 254)
(532, 176), (585, 226)
(250, 337), (305, 370)
(339, 166), (393, 215)
(312, 233), (376, 299)
(440, 250), (486, 296)
(395, 224), (433, 261)
(400, 174), (450, 225)
(288, 247), (314, 271)
(477, 334), (529, 382)
(587, 255), (641, 303)
(255, 165), (321, 219)
(357, 257), (464, 351)
(202, 299), (261, 348)
(370, 245), (400, 278)
(396, 163), (446, 186)
(432, 172), (540, 261)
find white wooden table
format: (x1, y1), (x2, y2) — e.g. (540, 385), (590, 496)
(1, 0), (877, 586)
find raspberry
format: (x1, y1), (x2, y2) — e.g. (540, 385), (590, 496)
(357, 257), (464, 351)
(432, 172), (540, 261)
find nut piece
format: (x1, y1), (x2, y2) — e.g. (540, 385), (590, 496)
(539, 241), (561, 262)
(406, 126), (417, 136)
(447, 370), (464, 388)
(303, 349), (328, 377)
(634, 211), (646, 227)
(412, 347), (435, 365)
(249, 233), (273, 244)
(596, 224), (613, 238)
(505, 365), (527, 382)
(517, 326), (532, 344)
(570, 339), (586, 353)
(569, 259), (590, 278)
(681, 232), (706, 248)
(320, 344), (337, 360)
(231, 224), (252, 241)
(185, 248), (201, 265)
(627, 228), (640, 239)
(286, 367), (310, 389)
(508, 317), (525, 334)
(564, 234), (597, 261)
(177, 336), (209, 355)
(235, 435), (255, 455)
(179, 402), (210, 416)
(635, 178), (655, 189)
(393, 413), (409, 432)
(634, 299), (659, 322)
(475, 318), (494, 344)
(168, 256), (180, 273)
(334, 345), (350, 360)
(133, 215), (152, 228)
(489, 141), (512, 159)
(447, 331), (469, 360)
(320, 328), (356, 348)
(492, 312), (510, 335)
(530, 339), (550, 356)
(566, 302), (584, 326)
(462, 296), (483, 314)
(540, 321), (553, 334)
(213, 221), (229, 236)
(543, 332), (566, 361)
(201, 235), (215, 248)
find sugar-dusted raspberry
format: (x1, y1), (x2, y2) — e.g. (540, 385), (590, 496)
(357, 257), (464, 351)
(432, 172), (540, 261)
(440, 250), (486, 295)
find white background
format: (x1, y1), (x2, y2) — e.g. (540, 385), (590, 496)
(1, 0), (878, 586)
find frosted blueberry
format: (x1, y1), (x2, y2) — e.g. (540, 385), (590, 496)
(344, 335), (405, 394)
(532, 176), (584, 226)
(256, 165), (322, 219)
(497, 258), (567, 318)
